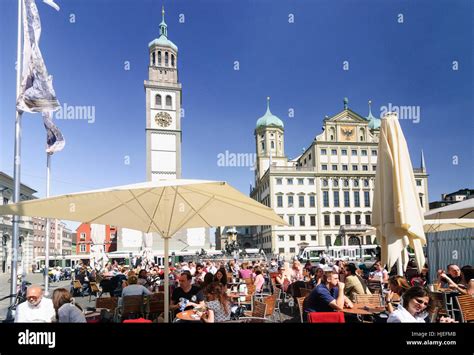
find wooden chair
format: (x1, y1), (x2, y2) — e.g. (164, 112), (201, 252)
(145, 293), (165, 320)
(354, 294), (382, 306)
(300, 288), (312, 298)
(429, 291), (449, 318)
(243, 284), (256, 303)
(457, 294), (474, 323)
(118, 295), (145, 321)
(297, 296), (306, 323)
(89, 282), (100, 302)
(269, 272), (279, 281)
(262, 295), (277, 321)
(95, 297), (118, 314)
(72, 280), (83, 297)
(243, 278), (253, 285)
(272, 286), (282, 321)
(366, 280), (383, 294)
(249, 300), (267, 318)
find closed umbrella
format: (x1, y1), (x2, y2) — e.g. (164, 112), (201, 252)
(90, 224), (108, 271)
(372, 112), (426, 274)
(0, 179), (286, 321)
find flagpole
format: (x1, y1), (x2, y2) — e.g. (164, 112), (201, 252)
(10, 0), (23, 303)
(44, 153), (51, 295)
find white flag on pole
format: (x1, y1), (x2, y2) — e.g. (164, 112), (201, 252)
(17, 0), (65, 154)
(17, 0), (59, 113)
(43, 111), (65, 154)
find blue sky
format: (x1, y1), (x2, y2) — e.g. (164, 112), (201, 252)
(0, 0), (473, 225)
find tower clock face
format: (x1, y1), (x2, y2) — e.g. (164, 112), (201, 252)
(155, 112), (172, 127)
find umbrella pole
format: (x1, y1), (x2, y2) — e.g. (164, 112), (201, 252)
(164, 236), (170, 323)
(397, 258), (403, 276)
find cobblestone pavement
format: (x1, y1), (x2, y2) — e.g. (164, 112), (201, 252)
(0, 273), (298, 322)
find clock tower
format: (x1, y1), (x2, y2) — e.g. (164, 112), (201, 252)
(145, 6), (182, 180)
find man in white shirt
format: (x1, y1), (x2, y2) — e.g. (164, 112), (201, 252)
(15, 285), (55, 323)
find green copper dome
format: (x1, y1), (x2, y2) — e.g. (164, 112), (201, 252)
(148, 35), (178, 52)
(256, 97), (284, 129)
(366, 100), (381, 130)
(148, 6), (178, 52)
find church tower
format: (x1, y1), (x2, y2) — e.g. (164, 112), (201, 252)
(255, 97), (286, 182)
(145, 6), (182, 181)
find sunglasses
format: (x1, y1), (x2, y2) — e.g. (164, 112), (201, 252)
(413, 298), (429, 307)
(27, 296), (39, 301)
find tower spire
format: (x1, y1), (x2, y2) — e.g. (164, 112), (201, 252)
(266, 96), (271, 114)
(159, 5), (168, 37)
(421, 149), (426, 171)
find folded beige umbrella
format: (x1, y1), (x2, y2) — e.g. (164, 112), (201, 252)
(372, 112), (426, 274)
(0, 179), (287, 321)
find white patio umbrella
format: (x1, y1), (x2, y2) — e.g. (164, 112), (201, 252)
(424, 218), (474, 233)
(0, 179), (286, 322)
(372, 112), (426, 274)
(424, 198), (474, 220)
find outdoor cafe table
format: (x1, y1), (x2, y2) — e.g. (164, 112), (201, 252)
(176, 310), (202, 321)
(342, 304), (386, 316)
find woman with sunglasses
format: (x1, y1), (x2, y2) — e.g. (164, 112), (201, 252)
(388, 286), (432, 323)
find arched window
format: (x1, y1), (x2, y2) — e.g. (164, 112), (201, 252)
(171, 54), (175, 67)
(360, 128), (365, 141)
(348, 236), (360, 246)
(158, 51), (162, 65)
(271, 141), (275, 149)
(165, 52), (169, 66)
(152, 52), (155, 65)
(261, 142), (265, 151)
(166, 95), (172, 107)
(155, 94), (162, 107)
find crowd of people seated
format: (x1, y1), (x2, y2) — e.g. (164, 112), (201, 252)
(13, 255), (473, 324)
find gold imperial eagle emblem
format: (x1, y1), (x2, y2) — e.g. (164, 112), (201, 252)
(340, 126), (355, 141)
